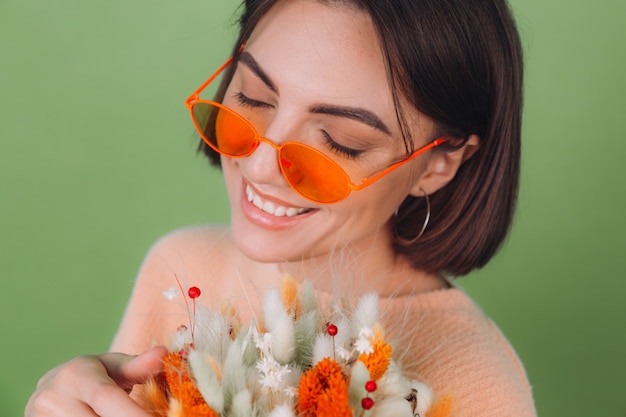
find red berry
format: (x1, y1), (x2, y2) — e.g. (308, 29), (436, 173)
(188, 286), (201, 299)
(327, 323), (338, 336)
(361, 397), (375, 410)
(365, 380), (377, 392)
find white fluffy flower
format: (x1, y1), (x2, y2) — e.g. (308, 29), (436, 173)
(312, 334), (334, 364)
(171, 325), (193, 351)
(355, 327), (374, 354)
(411, 380), (435, 417)
(162, 287), (179, 300)
(354, 293), (379, 327)
(188, 350), (224, 413)
(256, 356), (292, 391)
(271, 313), (295, 364)
(336, 345), (353, 361)
(268, 404), (296, 417)
(283, 386), (298, 399)
(254, 329), (273, 354)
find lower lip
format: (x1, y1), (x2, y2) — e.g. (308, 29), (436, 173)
(240, 183), (317, 230)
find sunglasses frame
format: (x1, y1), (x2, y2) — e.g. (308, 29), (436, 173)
(185, 56), (449, 204)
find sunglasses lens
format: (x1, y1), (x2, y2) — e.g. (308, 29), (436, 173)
(191, 101), (351, 203)
(193, 102), (257, 156)
(280, 144), (351, 203)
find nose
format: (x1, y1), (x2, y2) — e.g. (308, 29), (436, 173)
(241, 112), (296, 189)
(243, 138), (283, 186)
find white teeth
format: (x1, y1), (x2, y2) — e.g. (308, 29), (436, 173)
(245, 184), (308, 217)
(262, 201), (275, 213)
(285, 208), (299, 217)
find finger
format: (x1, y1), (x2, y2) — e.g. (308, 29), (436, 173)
(100, 346), (168, 389)
(26, 388), (100, 417)
(26, 355), (153, 417)
(77, 358), (154, 417)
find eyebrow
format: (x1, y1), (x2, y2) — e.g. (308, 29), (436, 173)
(238, 51), (278, 93)
(309, 104), (391, 135)
(238, 51), (391, 135)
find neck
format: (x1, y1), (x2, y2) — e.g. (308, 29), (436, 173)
(229, 223), (446, 298)
(255, 231), (445, 298)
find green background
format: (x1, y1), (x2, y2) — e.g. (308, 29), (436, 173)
(1, 0), (625, 416)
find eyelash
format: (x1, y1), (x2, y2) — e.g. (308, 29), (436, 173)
(234, 92), (363, 160)
(234, 92), (273, 109)
(322, 131), (362, 160)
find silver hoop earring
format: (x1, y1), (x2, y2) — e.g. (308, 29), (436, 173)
(394, 188), (431, 245)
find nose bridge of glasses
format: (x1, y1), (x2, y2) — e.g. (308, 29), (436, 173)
(255, 134), (281, 151)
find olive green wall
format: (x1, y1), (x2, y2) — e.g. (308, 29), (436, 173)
(1, 1), (624, 416)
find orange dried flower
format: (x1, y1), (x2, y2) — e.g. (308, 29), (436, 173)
(358, 341), (392, 381)
(220, 301), (241, 340)
(163, 352), (219, 417)
(280, 275), (302, 319)
(297, 357), (351, 417)
(138, 376), (169, 417)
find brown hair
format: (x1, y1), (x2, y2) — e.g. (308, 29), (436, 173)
(199, 0), (524, 277)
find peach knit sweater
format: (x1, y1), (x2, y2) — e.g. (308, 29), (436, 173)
(112, 227), (536, 417)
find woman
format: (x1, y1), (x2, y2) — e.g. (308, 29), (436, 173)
(26, 0), (534, 415)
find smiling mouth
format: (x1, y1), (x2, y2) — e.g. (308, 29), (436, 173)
(245, 184), (314, 217)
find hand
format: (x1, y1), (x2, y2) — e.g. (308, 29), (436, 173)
(25, 346), (167, 417)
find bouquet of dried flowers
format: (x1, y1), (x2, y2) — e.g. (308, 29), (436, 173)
(139, 276), (452, 417)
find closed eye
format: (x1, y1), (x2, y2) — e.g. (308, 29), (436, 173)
(322, 130), (363, 160)
(234, 92), (274, 109)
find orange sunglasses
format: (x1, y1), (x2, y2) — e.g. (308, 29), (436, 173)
(185, 57), (448, 204)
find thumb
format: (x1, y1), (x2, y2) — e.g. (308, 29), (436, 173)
(100, 346), (168, 390)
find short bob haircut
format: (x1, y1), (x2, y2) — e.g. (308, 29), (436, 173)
(199, 0), (524, 277)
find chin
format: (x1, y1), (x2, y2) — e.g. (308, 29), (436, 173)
(233, 233), (305, 264)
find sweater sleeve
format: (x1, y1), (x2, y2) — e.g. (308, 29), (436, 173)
(384, 289), (536, 417)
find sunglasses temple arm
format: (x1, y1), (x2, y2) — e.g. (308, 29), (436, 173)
(185, 56), (235, 108)
(349, 138), (448, 191)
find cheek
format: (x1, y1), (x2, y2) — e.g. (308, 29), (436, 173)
(343, 179), (411, 222)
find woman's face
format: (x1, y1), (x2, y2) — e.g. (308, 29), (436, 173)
(221, 0), (435, 264)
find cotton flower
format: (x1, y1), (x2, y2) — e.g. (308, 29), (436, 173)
(410, 380), (435, 417)
(369, 397), (413, 417)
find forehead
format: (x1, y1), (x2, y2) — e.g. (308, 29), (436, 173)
(244, 0), (392, 108)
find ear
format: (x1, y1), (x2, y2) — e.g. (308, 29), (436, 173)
(409, 134), (481, 196)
